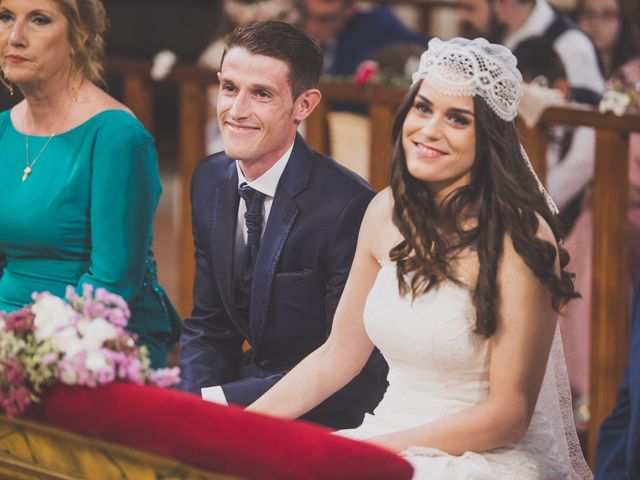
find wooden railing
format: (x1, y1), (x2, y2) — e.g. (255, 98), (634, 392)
(106, 57), (640, 465)
(306, 82), (407, 190)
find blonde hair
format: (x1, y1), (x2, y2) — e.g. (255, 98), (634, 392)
(53, 0), (108, 84)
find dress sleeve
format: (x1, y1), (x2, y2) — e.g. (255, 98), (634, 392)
(77, 114), (161, 301)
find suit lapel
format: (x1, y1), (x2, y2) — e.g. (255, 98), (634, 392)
(210, 161), (251, 338)
(250, 135), (314, 348)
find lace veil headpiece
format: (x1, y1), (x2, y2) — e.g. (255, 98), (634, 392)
(411, 37), (559, 215)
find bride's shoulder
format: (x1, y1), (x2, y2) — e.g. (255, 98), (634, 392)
(501, 211), (560, 281)
(503, 212), (558, 257)
(364, 187), (394, 221)
(360, 188), (402, 260)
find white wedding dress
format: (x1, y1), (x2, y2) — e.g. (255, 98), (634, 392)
(337, 261), (588, 479)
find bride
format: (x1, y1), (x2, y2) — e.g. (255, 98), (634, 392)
(247, 37), (591, 479)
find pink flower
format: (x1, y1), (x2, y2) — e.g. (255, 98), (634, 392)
(149, 368), (181, 388)
(354, 61), (379, 86)
(65, 285), (80, 304)
(41, 353), (58, 366)
(0, 359), (32, 417)
(117, 355), (146, 385)
(3, 308), (35, 334)
(82, 283), (94, 298)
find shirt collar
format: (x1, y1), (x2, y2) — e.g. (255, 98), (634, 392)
(503, 0), (554, 51)
(236, 142), (294, 198)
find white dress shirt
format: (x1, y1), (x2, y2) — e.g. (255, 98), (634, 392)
(201, 143), (294, 405)
(234, 144), (293, 256)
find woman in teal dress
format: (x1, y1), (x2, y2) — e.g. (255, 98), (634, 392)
(0, 0), (180, 368)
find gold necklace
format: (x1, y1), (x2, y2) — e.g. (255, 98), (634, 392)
(22, 99), (73, 182)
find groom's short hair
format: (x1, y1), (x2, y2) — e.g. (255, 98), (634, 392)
(221, 21), (324, 98)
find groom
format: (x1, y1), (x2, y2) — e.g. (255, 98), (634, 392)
(178, 21), (388, 428)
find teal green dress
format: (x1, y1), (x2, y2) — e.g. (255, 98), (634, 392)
(0, 109), (180, 368)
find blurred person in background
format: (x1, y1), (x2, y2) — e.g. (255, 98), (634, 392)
(575, 0), (640, 78)
(458, 0), (603, 232)
(595, 276), (640, 480)
(300, 0), (429, 76)
(458, 0), (603, 107)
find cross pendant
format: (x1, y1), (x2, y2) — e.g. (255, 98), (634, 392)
(22, 166), (32, 182)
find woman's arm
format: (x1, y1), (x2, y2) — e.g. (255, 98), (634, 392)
(366, 218), (560, 454)
(77, 114), (161, 300)
(246, 191), (391, 419)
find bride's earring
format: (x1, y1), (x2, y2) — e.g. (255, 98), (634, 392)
(0, 70), (14, 96)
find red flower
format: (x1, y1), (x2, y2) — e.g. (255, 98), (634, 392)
(354, 61), (379, 86)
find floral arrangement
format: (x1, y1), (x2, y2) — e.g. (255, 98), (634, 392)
(0, 285), (180, 416)
(599, 59), (640, 116)
(599, 88), (634, 116)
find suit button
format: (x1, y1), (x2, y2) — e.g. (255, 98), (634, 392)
(258, 360), (270, 369)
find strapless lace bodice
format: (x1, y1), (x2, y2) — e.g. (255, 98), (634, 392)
(364, 263), (490, 427)
(338, 262), (575, 479)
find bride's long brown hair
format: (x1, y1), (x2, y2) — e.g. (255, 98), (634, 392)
(389, 80), (578, 337)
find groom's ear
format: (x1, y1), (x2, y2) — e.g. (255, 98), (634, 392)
(293, 89), (322, 122)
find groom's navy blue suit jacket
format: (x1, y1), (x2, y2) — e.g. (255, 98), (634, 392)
(179, 134), (388, 428)
(595, 276), (640, 479)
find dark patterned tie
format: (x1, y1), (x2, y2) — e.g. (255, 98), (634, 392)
(234, 182), (266, 312)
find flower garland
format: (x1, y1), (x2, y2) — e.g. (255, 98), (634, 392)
(0, 285), (180, 416)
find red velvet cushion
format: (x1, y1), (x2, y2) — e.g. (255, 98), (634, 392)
(27, 383), (413, 480)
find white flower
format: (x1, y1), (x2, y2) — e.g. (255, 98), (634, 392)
(599, 90), (631, 116)
(78, 318), (117, 351)
(150, 49), (177, 81)
(85, 350), (109, 372)
(50, 326), (80, 353)
(32, 296), (74, 341)
(59, 361), (79, 384)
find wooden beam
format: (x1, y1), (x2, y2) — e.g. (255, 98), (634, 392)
(122, 75), (154, 132)
(587, 129), (630, 462)
(305, 98), (330, 155)
(368, 104), (395, 191)
(178, 82), (208, 317)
